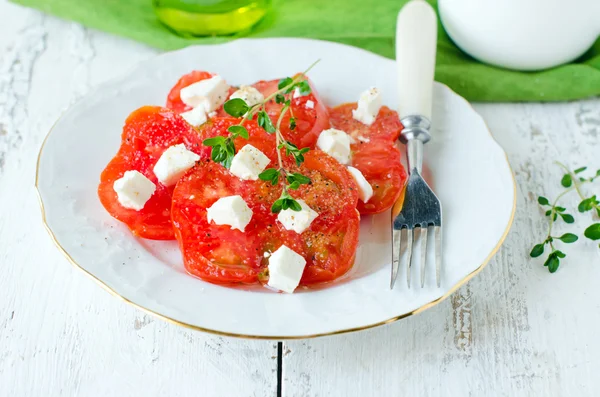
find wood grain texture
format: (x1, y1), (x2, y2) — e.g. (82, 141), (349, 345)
(0, 2), (277, 396)
(283, 100), (600, 396)
(3, 0), (600, 395)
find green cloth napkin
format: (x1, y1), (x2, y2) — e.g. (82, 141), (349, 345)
(10, 0), (600, 102)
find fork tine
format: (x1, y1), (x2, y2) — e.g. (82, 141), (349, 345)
(390, 228), (402, 289)
(420, 226), (428, 287)
(435, 226), (442, 287)
(406, 228), (414, 288)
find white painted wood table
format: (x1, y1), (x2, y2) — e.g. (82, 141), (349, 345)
(1, 1), (599, 395)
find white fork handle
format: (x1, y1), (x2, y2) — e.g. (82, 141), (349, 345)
(396, 0), (437, 121)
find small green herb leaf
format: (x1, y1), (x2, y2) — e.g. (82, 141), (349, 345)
(296, 80), (311, 95)
(574, 166), (587, 174)
(257, 111), (276, 133)
(555, 206), (566, 212)
(560, 213), (575, 223)
(289, 117), (297, 131)
(545, 209), (552, 216)
(558, 233), (578, 243)
(554, 250), (566, 258)
(545, 254), (560, 273)
(278, 77), (293, 91)
(287, 173), (311, 185)
(530, 244), (545, 258)
(258, 168), (280, 185)
(203, 136), (226, 147)
(275, 94), (285, 104)
(538, 196), (550, 205)
(561, 174), (572, 188)
(584, 223), (600, 241)
(227, 125), (249, 140)
(271, 195), (302, 213)
(279, 141), (309, 166)
(223, 98), (250, 118)
(578, 196), (598, 213)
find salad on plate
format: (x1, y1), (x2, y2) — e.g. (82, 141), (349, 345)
(98, 63), (407, 294)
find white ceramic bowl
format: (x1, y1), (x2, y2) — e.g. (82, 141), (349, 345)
(439, 0), (600, 71)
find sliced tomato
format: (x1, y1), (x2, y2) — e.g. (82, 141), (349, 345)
(166, 71), (214, 113)
(252, 76), (330, 148)
(328, 103), (403, 142)
(282, 151), (360, 285)
(350, 142), (407, 214)
(329, 103), (407, 215)
(171, 150), (359, 285)
(98, 106), (203, 240)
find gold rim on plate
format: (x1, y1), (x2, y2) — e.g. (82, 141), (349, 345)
(34, 59), (516, 341)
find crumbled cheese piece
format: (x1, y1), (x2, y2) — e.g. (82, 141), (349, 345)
(229, 144), (271, 181)
(113, 170), (156, 211)
(316, 128), (352, 165)
(267, 245), (307, 293)
(277, 199), (318, 234)
(305, 100), (315, 109)
(347, 166), (374, 203)
(352, 87), (382, 125)
(179, 75), (230, 112)
(293, 88), (301, 98)
(180, 105), (208, 127)
(153, 144), (200, 186)
(229, 85), (264, 107)
(206, 195), (253, 232)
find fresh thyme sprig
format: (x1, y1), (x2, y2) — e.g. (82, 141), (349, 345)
(259, 99), (311, 213)
(531, 162), (600, 272)
(205, 61), (319, 212)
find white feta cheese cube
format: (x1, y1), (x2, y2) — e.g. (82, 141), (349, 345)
(179, 75), (230, 112)
(153, 144), (200, 186)
(347, 166), (374, 203)
(277, 199), (318, 234)
(113, 170), (156, 211)
(305, 100), (315, 109)
(292, 87), (302, 98)
(229, 144), (271, 181)
(229, 85), (264, 108)
(316, 128), (352, 165)
(180, 105), (208, 127)
(206, 195), (253, 232)
(267, 245), (307, 293)
(352, 87), (382, 126)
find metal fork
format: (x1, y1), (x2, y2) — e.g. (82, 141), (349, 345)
(391, 0), (442, 289)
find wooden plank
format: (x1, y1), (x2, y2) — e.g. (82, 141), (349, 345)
(283, 100), (600, 396)
(0, 3), (277, 395)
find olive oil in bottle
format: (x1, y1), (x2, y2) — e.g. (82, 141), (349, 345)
(153, 0), (271, 37)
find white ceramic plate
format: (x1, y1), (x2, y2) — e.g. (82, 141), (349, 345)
(36, 38), (515, 339)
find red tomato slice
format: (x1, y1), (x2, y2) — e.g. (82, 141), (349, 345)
(252, 76), (330, 148)
(281, 151), (360, 285)
(171, 149), (359, 286)
(329, 103), (407, 215)
(351, 142), (407, 214)
(166, 71), (214, 113)
(328, 103), (403, 142)
(98, 106), (203, 240)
